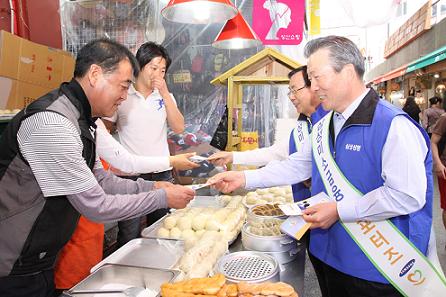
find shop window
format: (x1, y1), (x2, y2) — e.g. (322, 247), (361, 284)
(396, 1), (407, 17)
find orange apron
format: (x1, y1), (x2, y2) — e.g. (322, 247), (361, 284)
(55, 159), (110, 289)
(54, 216), (104, 289)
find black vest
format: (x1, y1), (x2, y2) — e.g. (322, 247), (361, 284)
(0, 80), (96, 275)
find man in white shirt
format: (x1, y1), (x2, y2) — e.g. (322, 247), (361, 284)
(207, 66), (318, 168)
(96, 119), (198, 174)
(103, 42), (186, 247)
(209, 36), (439, 296)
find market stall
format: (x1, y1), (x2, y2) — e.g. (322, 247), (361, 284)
(63, 187), (306, 297)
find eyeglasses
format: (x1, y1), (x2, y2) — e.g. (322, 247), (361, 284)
(287, 85), (306, 97)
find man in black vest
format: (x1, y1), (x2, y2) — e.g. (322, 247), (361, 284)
(0, 39), (195, 297)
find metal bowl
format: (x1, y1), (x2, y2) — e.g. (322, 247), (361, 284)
(241, 224), (297, 252)
(216, 251), (280, 283)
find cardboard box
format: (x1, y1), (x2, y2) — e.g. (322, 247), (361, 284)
(0, 31), (74, 109)
(0, 76), (51, 110)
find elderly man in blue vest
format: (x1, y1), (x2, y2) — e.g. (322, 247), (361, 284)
(207, 66), (320, 202)
(209, 36), (445, 297)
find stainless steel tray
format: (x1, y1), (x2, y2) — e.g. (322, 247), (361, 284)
(66, 264), (179, 297)
(141, 216), (169, 239)
(91, 238), (184, 273)
(187, 195), (226, 208)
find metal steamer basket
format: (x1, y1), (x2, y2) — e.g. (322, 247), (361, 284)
(241, 224), (296, 252)
(216, 251), (280, 283)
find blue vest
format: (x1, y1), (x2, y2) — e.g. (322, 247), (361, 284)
(289, 115), (312, 202)
(310, 93), (433, 283)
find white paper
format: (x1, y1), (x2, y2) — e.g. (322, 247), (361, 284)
(279, 192), (329, 216)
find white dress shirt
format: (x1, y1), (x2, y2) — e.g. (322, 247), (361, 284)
(245, 90), (429, 222)
(95, 119), (170, 174)
(233, 137), (290, 166)
(105, 85), (175, 158)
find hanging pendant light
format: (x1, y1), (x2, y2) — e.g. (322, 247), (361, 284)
(212, 12), (261, 50)
(161, 0), (238, 24)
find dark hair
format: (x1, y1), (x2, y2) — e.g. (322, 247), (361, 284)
(136, 42), (172, 72)
(429, 96), (442, 105)
(304, 35), (365, 79)
(288, 65), (311, 87)
(403, 96), (420, 112)
(74, 38), (139, 78)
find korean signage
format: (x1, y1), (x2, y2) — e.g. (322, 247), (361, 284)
(252, 0), (305, 45)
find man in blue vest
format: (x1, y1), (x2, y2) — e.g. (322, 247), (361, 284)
(209, 36), (439, 296)
(207, 66), (320, 201)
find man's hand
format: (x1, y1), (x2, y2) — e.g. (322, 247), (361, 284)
(153, 181), (175, 189)
(164, 185), (195, 209)
(207, 151), (234, 166)
(207, 171), (245, 193)
(434, 162), (446, 179)
(302, 202), (339, 229)
(152, 77), (169, 98)
(170, 153), (200, 170)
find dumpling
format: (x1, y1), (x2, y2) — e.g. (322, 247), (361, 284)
(177, 217), (192, 231)
(205, 218), (221, 231)
(192, 215), (207, 231)
(163, 216), (177, 230)
(181, 229), (196, 240)
(157, 227), (170, 238)
(170, 227), (182, 239)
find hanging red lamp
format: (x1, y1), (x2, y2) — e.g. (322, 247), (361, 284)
(161, 0), (238, 24)
(212, 12), (261, 50)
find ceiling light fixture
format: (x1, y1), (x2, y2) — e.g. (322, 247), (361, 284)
(161, 0), (238, 24)
(212, 12), (261, 50)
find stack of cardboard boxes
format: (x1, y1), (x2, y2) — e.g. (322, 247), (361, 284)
(0, 30), (75, 110)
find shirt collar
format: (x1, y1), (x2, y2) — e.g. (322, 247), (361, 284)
(337, 88), (370, 121)
(128, 84), (138, 96)
(63, 79), (97, 128)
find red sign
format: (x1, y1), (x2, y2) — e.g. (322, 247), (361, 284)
(252, 0), (305, 45)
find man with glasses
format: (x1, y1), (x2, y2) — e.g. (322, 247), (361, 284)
(207, 65), (323, 198)
(0, 39), (195, 297)
(210, 36), (443, 296)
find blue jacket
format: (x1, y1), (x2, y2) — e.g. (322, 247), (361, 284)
(310, 90), (433, 283)
(289, 113), (311, 201)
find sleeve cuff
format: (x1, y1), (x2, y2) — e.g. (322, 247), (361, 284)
(244, 170), (261, 189)
(157, 188), (169, 209)
(232, 152), (243, 165)
(337, 199), (358, 222)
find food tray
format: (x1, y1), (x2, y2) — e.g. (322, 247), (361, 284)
(141, 216), (240, 246)
(141, 217), (170, 239)
(91, 238), (184, 273)
(67, 264), (179, 297)
(216, 251), (280, 283)
(187, 196), (227, 208)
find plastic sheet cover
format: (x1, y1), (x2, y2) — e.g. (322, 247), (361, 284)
(60, 0), (295, 178)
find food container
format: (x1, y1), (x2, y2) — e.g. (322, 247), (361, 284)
(216, 251), (280, 283)
(66, 264), (179, 297)
(91, 238), (184, 273)
(264, 247), (300, 265)
(241, 224), (297, 252)
(248, 204), (287, 222)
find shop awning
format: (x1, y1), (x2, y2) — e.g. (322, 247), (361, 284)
(406, 44), (446, 73)
(372, 64), (408, 84)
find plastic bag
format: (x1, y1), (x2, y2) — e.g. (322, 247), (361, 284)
(210, 106), (228, 150)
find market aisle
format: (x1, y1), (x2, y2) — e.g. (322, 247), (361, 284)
(303, 177), (446, 297)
